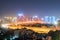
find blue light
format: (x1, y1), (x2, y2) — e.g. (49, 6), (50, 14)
(45, 16), (49, 23)
(18, 14), (23, 16)
(51, 16), (56, 23)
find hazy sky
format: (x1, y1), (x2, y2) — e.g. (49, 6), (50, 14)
(0, 0), (60, 18)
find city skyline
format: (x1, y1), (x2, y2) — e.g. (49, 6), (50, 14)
(0, 0), (60, 40)
(0, 0), (60, 18)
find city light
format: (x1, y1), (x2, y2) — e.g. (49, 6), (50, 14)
(53, 21), (58, 25)
(0, 14), (60, 34)
(18, 13), (23, 16)
(32, 16), (38, 18)
(41, 18), (44, 20)
(1, 24), (8, 28)
(1, 0), (60, 40)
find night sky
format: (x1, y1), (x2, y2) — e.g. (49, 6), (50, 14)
(0, 0), (60, 18)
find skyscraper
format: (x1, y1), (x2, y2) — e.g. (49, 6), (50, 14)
(44, 16), (56, 24)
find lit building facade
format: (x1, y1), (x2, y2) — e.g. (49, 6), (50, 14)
(17, 14), (27, 22)
(3, 16), (17, 23)
(32, 16), (39, 21)
(44, 16), (56, 24)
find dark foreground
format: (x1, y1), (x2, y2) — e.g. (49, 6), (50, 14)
(0, 28), (60, 40)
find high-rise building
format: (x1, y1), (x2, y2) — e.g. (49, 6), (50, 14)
(32, 16), (39, 21)
(44, 16), (56, 24)
(50, 18), (60, 30)
(17, 14), (27, 22)
(44, 16), (49, 23)
(57, 20), (60, 27)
